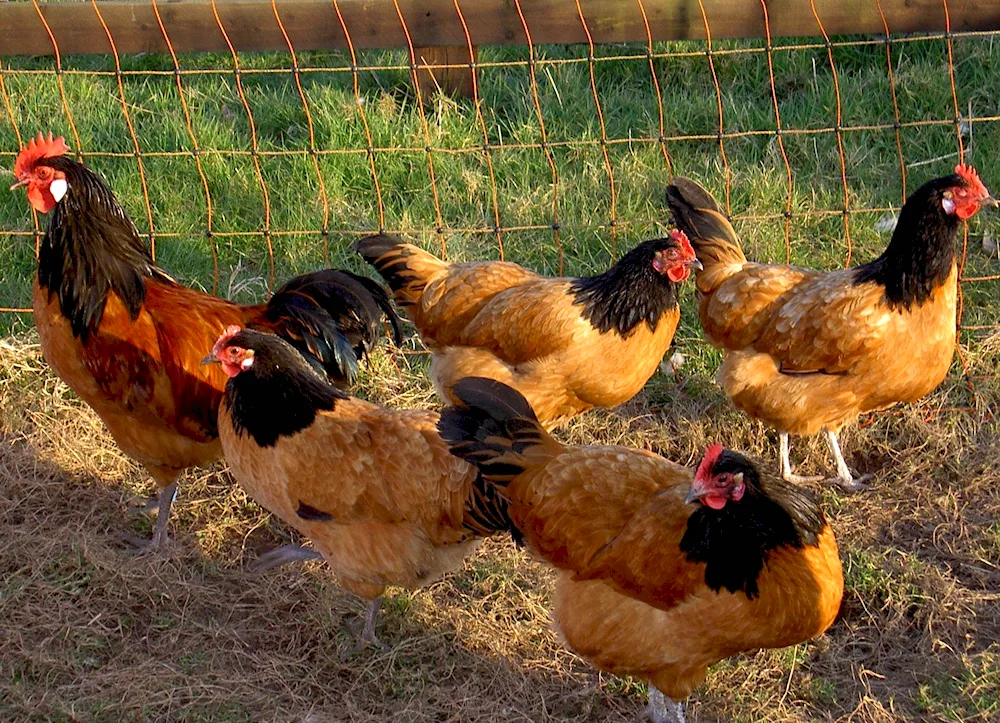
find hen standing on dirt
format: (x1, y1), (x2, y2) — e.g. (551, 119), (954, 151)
(10, 133), (400, 548)
(439, 377), (843, 723)
(665, 166), (995, 490)
(356, 230), (701, 428)
(205, 328), (515, 647)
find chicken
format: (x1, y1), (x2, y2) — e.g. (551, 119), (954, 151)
(355, 230), (700, 427)
(10, 133), (401, 547)
(438, 377), (843, 723)
(204, 328), (514, 646)
(665, 166), (996, 490)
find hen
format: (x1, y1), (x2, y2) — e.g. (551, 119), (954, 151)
(11, 133), (401, 547)
(205, 328), (514, 646)
(355, 230), (700, 427)
(438, 377), (843, 723)
(665, 166), (995, 489)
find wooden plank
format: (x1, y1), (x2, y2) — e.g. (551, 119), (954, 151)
(1, 0), (999, 58)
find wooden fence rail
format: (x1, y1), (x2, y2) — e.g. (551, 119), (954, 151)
(1, 0), (1000, 58)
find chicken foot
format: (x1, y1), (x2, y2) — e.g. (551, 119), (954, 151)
(248, 544), (323, 573)
(346, 596), (388, 651)
(647, 687), (686, 723)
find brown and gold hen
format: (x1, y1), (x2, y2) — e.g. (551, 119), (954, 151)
(665, 166), (995, 489)
(356, 231), (700, 427)
(206, 328), (514, 646)
(439, 377), (843, 723)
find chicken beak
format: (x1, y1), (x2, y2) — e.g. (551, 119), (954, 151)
(200, 353), (219, 366)
(684, 482), (708, 505)
(983, 195), (999, 208)
(9, 178), (27, 191)
(687, 258), (704, 271)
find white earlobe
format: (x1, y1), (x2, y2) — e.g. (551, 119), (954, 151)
(49, 178), (68, 202)
(942, 197), (956, 214)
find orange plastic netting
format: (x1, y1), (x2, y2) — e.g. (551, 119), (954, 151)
(1, 0), (996, 415)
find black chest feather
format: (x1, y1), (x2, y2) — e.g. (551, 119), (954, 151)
(570, 255), (678, 337)
(679, 481), (824, 599)
(224, 365), (342, 448)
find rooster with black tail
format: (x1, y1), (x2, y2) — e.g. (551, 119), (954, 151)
(11, 133), (401, 548)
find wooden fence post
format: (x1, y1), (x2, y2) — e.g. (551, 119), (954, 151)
(413, 45), (478, 102)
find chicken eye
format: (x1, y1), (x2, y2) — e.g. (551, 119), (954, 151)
(35, 166), (52, 180)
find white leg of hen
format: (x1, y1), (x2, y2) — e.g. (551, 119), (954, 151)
(779, 432), (823, 484)
(823, 429), (872, 492)
(647, 686), (686, 723)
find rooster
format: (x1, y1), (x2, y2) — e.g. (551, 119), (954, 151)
(665, 166), (995, 490)
(10, 133), (401, 547)
(205, 328), (515, 646)
(438, 378), (843, 723)
(355, 231), (700, 427)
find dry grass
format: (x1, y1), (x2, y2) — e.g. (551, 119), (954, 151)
(1, 331), (999, 723)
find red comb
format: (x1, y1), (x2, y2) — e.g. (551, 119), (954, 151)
(695, 443), (724, 481)
(14, 132), (70, 178)
(670, 228), (695, 258)
(955, 163), (989, 198)
(211, 325), (243, 358)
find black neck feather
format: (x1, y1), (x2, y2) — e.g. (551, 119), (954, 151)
(223, 334), (347, 448)
(854, 175), (961, 310)
(36, 156), (166, 341)
(680, 466), (825, 599)
(570, 241), (679, 337)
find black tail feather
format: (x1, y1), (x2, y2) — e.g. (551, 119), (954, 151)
(354, 233), (413, 295)
(438, 377), (548, 489)
(354, 233), (404, 263)
(463, 473), (523, 547)
(665, 176), (728, 242)
(354, 233), (444, 306)
(259, 269), (401, 386)
(439, 378), (554, 544)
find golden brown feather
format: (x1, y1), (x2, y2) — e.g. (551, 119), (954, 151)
(211, 331), (513, 645)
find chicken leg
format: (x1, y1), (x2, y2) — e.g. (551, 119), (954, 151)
(823, 429), (871, 492)
(149, 481), (177, 548)
(124, 480), (177, 551)
(361, 596), (384, 647)
(647, 687), (686, 723)
(779, 432), (824, 484)
(345, 596), (388, 651)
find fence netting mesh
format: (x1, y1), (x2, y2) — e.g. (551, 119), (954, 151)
(1, 0), (998, 415)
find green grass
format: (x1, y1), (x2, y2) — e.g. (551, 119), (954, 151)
(2, 31), (1000, 723)
(2, 35), (999, 357)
